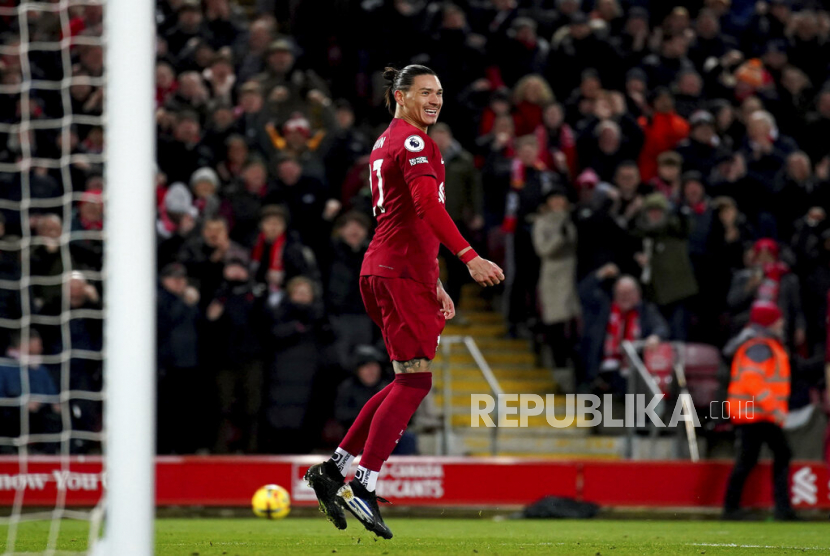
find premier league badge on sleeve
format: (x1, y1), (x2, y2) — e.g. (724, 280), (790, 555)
(404, 135), (425, 153)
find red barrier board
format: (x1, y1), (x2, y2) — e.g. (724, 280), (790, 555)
(0, 456), (827, 509)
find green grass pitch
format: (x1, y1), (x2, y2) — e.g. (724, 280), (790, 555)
(2, 517), (829, 555)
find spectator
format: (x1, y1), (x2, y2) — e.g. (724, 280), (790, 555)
(430, 123), (484, 305)
(236, 17), (275, 83)
(632, 192), (699, 340)
(640, 33), (695, 89)
(0, 331), (61, 454)
(579, 119), (631, 181)
(532, 187), (580, 369)
(157, 111), (211, 185)
(676, 110), (721, 178)
(201, 103), (237, 164)
(14, 0), (830, 456)
(578, 268), (669, 389)
(722, 302), (795, 521)
(803, 88), (830, 164)
(164, 1), (211, 59)
(688, 8), (737, 72)
(787, 10), (829, 91)
(649, 151), (683, 202)
(70, 188), (104, 271)
(189, 167), (222, 223)
(321, 100), (371, 197)
(223, 159), (271, 247)
(479, 114), (516, 228)
(637, 88), (690, 182)
(512, 74), (555, 137)
(178, 216), (247, 306)
(504, 135), (556, 335)
(613, 160), (651, 225)
(574, 180), (638, 279)
(497, 19), (548, 89)
(215, 134), (250, 190)
(30, 214), (64, 312)
(744, 0), (791, 58)
(546, 11), (622, 100)
(773, 151), (828, 241)
(270, 154), (340, 254)
(203, 0), (243, 50)
(322, 212), (373, 371)
(166, 71), (211, 123)
(673, 70), (705, 119)
(234, 81), (272, 158)
(334, 345), (390, 432)
(265, 114), (329, 181)
(256, 39), (328, 117)
(205, 258), (266, 453)
(157, 182), (199, 266)
(612, 5), (650, 68)
(426, 4), (487, 131)
(263, 276), (333, 454)
(535, 102), (578, 179)
(708, 194), (756, 289)
(727, 239), (806, 351)
(156, 263), (203, 454)
(0, 215), (21, 352)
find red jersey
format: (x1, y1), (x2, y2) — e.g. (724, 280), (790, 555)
(361, 119), (447, 285)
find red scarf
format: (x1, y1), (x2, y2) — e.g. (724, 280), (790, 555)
(602, 302), (641, 367)
(756, 262), (789, 303)
(534, 123), (577, 175)
(502, 158), (547, 233)
(251, 233), (286, 271)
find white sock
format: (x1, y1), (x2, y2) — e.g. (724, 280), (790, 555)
(330, 447), (354, 476)
(355, 465), (379, 492)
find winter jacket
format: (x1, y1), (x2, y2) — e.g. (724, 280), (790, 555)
(532, 211), (580, 324)
(578, 272), (669, 379)
(632, 209), (699, 306)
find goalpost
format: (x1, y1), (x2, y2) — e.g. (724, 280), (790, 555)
(0, 0), (155, 554)
(103, 0), (156, 553)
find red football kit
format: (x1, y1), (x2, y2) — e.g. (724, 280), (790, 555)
(359, 118), (473, 361)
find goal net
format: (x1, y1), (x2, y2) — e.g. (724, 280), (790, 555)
(0, 1), (155, 554)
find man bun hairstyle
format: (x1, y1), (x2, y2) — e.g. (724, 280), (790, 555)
(383, 64), (437, 115)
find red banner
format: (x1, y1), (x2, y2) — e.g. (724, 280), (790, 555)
(0, 456), (827, 509)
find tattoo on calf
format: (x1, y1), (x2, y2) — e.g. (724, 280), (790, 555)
(393, 358), (432, 373)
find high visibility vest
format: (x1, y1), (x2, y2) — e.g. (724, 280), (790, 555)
(727, 337), (790, 426)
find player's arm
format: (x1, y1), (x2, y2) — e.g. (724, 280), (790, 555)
(409, 175), (503, 286)
(436, 278), (455, 320)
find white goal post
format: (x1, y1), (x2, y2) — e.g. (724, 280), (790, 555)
(102, 0), (156, 553)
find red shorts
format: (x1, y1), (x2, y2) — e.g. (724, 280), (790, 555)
(359, 275), (445, 362)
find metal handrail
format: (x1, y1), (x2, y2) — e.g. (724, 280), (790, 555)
(441, 335), (503, 456)
(621, 340), (663, 397)
(621, 340), (700, 462)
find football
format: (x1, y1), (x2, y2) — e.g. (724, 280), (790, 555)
(251, 484), (291, 519)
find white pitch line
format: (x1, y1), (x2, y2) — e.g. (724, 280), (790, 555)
(690, 543), (830, 551)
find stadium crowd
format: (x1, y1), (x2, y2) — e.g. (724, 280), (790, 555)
(1, 0), (830, 455)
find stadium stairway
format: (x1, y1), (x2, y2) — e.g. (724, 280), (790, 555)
(428, 284), (625, 459)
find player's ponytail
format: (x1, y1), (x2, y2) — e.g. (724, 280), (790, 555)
(383, 64), (437, 115)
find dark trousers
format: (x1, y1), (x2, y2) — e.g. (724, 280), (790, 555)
(724, 422), (792, 514)
(507, 227), (539, 328)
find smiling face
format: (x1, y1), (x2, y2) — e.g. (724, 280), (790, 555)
(396, 74), (443, 130)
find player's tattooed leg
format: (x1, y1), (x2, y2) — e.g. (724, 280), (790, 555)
(392, 358), (431, 373)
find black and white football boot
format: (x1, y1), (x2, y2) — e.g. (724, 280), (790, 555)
(304, 461), (347, 530)
(336, 477), (393, 539)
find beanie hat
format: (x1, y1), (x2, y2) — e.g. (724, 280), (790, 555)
(189, 167), (219, 190)
(752, 238), (779, 260)
(750, 301), (782, 328)
(164, 182), (197, 217)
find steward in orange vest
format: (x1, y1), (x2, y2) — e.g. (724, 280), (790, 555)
(723, 301), (796, 520)
(727, 335), (790, 426)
